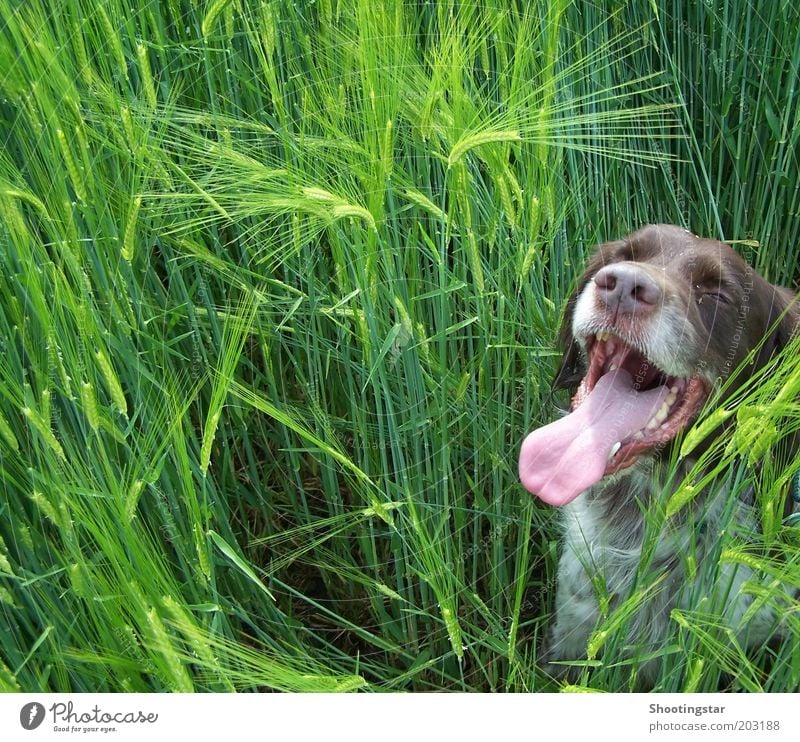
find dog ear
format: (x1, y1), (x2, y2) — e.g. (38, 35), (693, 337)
(552, 293), (583, 391)
(765, 286), (799, 518)
(551, 245), (613, 391)
(750, 284), (799, 371)
(769, 285), (800, 351)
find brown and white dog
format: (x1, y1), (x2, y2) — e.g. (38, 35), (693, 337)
(518, 224), (799, 684)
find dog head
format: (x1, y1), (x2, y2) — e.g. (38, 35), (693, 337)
(519, 224), (798, 506)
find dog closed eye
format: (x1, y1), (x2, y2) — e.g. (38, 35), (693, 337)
(698, 290), (729, 304)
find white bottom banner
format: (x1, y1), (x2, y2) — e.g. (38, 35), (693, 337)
(0, 693), (796, 741)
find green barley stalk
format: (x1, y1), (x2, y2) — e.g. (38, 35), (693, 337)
(122, 195), (142, 263)
(136, 43), (157, 110)
(199, 293), (259, 475)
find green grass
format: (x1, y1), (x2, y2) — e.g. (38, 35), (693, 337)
(0, 0), (798, 692)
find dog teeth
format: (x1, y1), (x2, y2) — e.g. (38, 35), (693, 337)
(665, 390), (677, 406)
(608, 441), (621, 460)
(609, 363), (618, 371)
(597, 330), (610, 342)
(648, 401), (670, 428)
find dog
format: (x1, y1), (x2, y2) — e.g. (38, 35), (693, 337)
(518, 224), (799, 686)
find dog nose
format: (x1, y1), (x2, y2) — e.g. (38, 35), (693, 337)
(594, 264), (661, 314)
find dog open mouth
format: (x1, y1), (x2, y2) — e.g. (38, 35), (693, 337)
(519, 331), (709, 506)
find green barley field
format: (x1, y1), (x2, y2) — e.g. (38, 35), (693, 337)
(1, 0), (799, 692)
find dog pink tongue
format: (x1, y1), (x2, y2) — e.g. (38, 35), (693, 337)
(519, 370), (669, 506)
